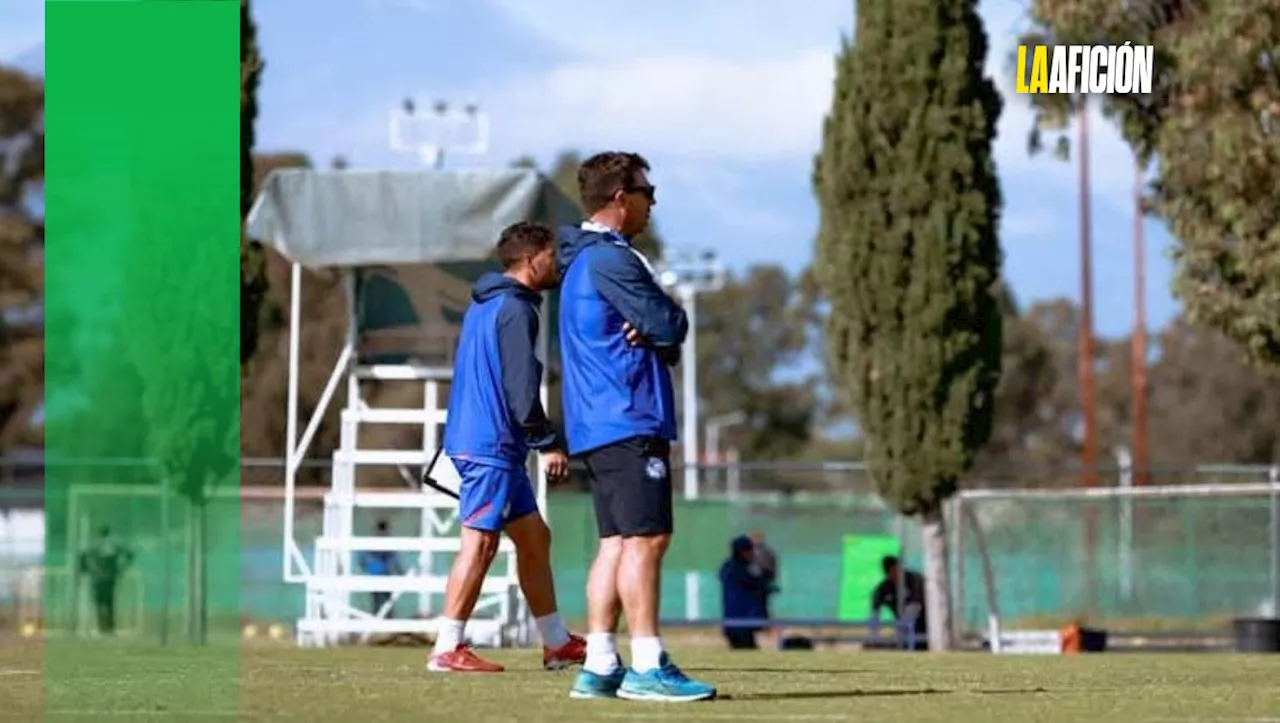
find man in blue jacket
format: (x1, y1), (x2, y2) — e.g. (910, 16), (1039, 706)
(559, 152), (716, 703)
(429, 221), (586, 674)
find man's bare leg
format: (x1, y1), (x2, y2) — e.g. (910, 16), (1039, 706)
(428, 526), (500, 669)
(505, 512), (580, 663)
(617, 533), (670, 672)
(582, 536), (623, 674)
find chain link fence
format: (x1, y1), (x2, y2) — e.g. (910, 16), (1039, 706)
(3, 455), (1275, 637)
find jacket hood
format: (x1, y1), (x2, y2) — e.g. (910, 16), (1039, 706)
(557, 224), (626, 275)
(471, 271), (540, 304)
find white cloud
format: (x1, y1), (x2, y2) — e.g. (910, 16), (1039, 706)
(661, 162), (800, 238)
(475, 51), (835, 162)
(485, 0), (852, 60)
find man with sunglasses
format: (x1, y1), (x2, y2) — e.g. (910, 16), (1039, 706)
(556, 151), (716, 703)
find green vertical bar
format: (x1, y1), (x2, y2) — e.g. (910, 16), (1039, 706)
(44, 0), (241, 717)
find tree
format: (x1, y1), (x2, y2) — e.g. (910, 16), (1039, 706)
(973, 293), (1280, 483)
(695, 265), (820, 460)
(972, 295), (1133, 486)
(0, 66), (44, 453)
(1017, 0), (1280, 367)
(240, 0), (268, 364)
(814, 0), (1003, 650)
(1147, 318), (1280, 467)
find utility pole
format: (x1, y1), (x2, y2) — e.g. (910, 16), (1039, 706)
(1078, 99), (1098, 490)
(1078, 97), (1099, 616)
(1132, 157), (1149, 487)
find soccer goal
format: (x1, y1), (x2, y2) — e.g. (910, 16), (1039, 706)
(44, 482), (227, 637)
(952, 472), (1280, 652)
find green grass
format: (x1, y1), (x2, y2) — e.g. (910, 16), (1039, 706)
(4, 639), (1280, 722)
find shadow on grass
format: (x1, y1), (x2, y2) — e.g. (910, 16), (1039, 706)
(721, 688), (949, 701)
(721, 687), (1050, 702)
(695, 667), (870, 675)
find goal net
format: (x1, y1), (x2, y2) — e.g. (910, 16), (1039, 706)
(952, 481), (1280, 642)
(42, 483), (241, 638)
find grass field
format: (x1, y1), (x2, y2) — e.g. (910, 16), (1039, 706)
(3, 639), (1280, 722)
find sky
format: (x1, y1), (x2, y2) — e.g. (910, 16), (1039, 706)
(3, 0), (1181, 339)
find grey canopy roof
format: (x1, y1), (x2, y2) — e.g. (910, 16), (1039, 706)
(246, 167), (578, 367)
(246, 167), (580, 268)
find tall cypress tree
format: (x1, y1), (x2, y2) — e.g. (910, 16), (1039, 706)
(814, 0), (1003, 650)
(240, 0), (266, 364)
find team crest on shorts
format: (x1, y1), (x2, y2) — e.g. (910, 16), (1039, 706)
(645, 456), (667, 480)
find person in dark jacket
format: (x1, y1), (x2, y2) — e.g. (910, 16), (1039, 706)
(559, 152), (714, 704)
(429, 221), (586, 674)
(78, 526), (133, 635)
(870, 555), (928, 649)
(719, 535), (774, 650)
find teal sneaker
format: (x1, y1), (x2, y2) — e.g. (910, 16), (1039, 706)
(616, 653), (717, 702)
(568, 660), (626, 700)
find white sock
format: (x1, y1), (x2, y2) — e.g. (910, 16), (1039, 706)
(584, 632), (619, 674)
(631, 636), (664, 673)
(536, 612), (571, 649)
(432, 617), (464, 656)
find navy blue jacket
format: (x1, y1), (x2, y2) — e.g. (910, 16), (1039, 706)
(556, 225), (688, 455)
(443, 273), (559, 468)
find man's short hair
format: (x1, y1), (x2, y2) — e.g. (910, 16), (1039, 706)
(577, 151), (651, 215)
(881, 555), (900, 574)
(496, 221), (555, 270)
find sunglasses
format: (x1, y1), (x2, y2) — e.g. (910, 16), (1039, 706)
(620, 184), (656, 203)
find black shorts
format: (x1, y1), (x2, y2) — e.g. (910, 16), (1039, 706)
(581, 436), (674, 538)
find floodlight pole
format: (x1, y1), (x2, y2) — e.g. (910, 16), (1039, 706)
(656, 250), (726, 500)
(1114, 445), (1134, 602)
(388, 97), (490, 169)
(679, 283), (699, 500)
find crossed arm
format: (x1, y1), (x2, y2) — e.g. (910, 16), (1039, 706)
(591, 246), (689, 363)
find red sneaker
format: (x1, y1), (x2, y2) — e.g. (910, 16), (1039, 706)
(542, 633), (587, 670)
(427, 644), (505, 673)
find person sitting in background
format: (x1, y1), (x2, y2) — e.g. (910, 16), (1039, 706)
(718, 535), (774, 649)
(359, 519), (403, 618)
(870, 555), (928, 649)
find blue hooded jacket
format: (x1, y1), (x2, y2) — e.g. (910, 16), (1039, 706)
(556, 225), (689, 456)
(442, 272), (560, 468)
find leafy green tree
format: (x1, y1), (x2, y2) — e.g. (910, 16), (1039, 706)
(814, 0), (1003, 649)
(0, 66), (44, 453)
(240, 0), (267, 364)
(1017, 0), (1280, 366)
(119, 213), (238, 644)
(1148, 318), (1280, 467)
(696, 265), (820, 461)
